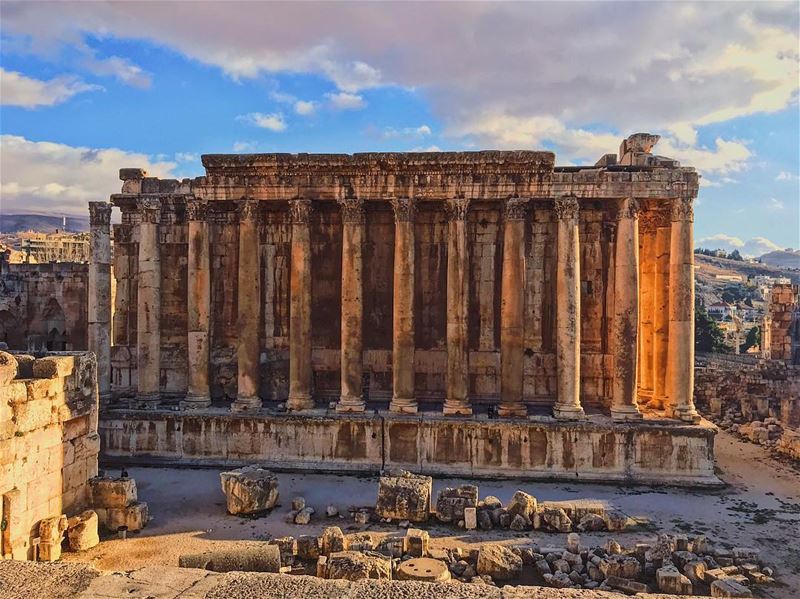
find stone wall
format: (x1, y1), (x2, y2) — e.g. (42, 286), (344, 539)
(763, 283), (800, 365)
(0, 259), (89, 352)
(0, 351), (100, 560)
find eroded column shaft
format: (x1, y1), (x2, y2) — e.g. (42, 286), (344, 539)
(611, 198), (642, 420)
(498, 198), (528, 418)
(553, 198), (584, 419)
(88, 202), (112, 402)
(444, 199), (471, 416)
(652, 221), (671, 407)
(136, 199), (161, 405)
(288, 199), (314, 411)
(184, 199), (211, 408)
(233, 200), (261, 412)
(638, 219), (657, 402)
(667, 195), (700, 422)
(390, 198), (417, 413)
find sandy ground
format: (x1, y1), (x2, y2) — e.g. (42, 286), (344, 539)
(63, 430), (800, 597)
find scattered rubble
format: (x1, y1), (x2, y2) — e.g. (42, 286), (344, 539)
(87, 476), (149, 533)
(219, 466), (279, 515)
(375, 470), (432, 523)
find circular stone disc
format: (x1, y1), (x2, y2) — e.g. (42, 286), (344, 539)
(396, 557), (452, 582)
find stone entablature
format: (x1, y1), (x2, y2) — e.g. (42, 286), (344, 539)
(99, 133), (700, 424)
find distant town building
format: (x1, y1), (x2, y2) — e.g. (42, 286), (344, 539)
(18, 230), (90, 263)
(707, 302), (736, 320)
(752, 274), (792, 300)
(714, 273), (744, 283)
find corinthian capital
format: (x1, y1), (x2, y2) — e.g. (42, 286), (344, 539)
(553, 197), (579, 222)
(617, 198), (641, 220)
(337, 197), (365, 224)
(289, 199), (313, 225)
(390, 198), (415, 222)
(445, 198), (470, 222)
(237, 199), (259, 223)
(503, 197), (529, 221)
(670, 196), (694, 222)
(137, 198), (162, 224)
(88, 202), (112, 227)
(186, 198), (208, 222)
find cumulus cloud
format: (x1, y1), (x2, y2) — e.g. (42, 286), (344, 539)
(81, 55), (152, 88)
(697, 233), (783, 258)
(236, 112), (287, 131)
(325, 91), (365, 110)
(0, 68), (101, 107)
(293, 100), (316, 116)
(0, 134), (176, 216)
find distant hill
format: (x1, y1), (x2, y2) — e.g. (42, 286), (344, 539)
(758, 249), (800, 270)
(0, 214), (89, 233)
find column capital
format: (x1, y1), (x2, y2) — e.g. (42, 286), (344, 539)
(616, 197), (641, 220)
(639, 209), (670, 233)
(337, 197), (365, 224)
(237, 199), (259, 223)
(89, 202), (112, 226)
(445, 198), (470, 222)
(553, 196), (579, 222)
(137, 198), (162, 224)
(186, 198), (208, 222)
(289, 198), (313, 224)
(670, 196), (694, 223)
(390, 197), (416, 222)
(503, 197), (529, 221)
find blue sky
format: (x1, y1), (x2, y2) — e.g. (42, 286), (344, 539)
(0, 1), (798, 256)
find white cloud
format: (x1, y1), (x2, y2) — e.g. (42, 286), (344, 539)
(697, 233), (783, 258)
(0, 134), (176, 216)
(776, 170), (799, 181)
(82, 55), (151, 88)
(325, 91), (365, 110)
(236, 112), (287, 131)
(0, 68), (101, 107)
(768, 197), (785, 211)
(232, 140), (258, 152)
(383, 125), (432, 139)
(656, 137), (752, 175)
(293, 100), (316, 116)
(410, 145), (442, 152)
(175, 152), (199, 162)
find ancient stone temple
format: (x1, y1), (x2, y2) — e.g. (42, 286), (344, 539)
(95, 133), (718, 486)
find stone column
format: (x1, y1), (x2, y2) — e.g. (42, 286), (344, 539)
(88, 202), (112, 404)
(232, 200), (262, 413)
(136, 199), (161, 407)
(182, 199), (211, 409)
(390, 198), (417, 414)
(443, 198), (471, 416)
(651, 220), (670, 408)
(667, 194), (700, 422)
(498, 198), (528, 418)
(611, 198), (643, 421)
(552, 197), (584, 419)
(287, 199), (314, 411)
(637, 213), (657, 405)
(336, 197), (365, 412)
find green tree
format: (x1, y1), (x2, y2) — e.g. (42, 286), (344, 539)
(695, 304), (731, 353)
(727, 249), (743, 261)
(739, 326), (760, 354)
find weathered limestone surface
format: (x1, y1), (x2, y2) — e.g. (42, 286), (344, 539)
(136, 199), (162, 405)
(375, 470), (432, 522)
(220, 466), (279, 515)
(66, 510), (100, 551)
(324, 551), (392, 581)
(389, 198), (416, 414)
(88, 475), (149, 532)
(436, 484), (478, 523)
(88, 202), (112, 401)
(0, 352), (99, 560)
(184, 199), (212, 409)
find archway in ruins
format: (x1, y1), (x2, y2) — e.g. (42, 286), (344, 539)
(0, 309), (25, 349)
(42, 298), (67, 351)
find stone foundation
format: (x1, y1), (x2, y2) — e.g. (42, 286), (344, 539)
(0, 351), (100, 560)
(99, 408), (719, 487)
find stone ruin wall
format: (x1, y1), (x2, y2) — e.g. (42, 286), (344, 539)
(0, 259), (89, 352)
(0, 352), (100, 560)
(108, 148), (698, 416)
(762, 283), (800, 365)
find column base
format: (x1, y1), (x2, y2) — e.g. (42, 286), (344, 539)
(552, 404), (585, 420)
(389, 397), (418, 414)
(646, 395), (666, 410)
(442, 399), (472, 416)
(287, 394), (315, 411)
(497, 403), (527, 418)
(335, 395), (365, 413)
(132, 393), (160, 410)
(611, 405), (643, 421)
(231, 396), (262, 413)
(181, 394), (212, 410)
(674, 406), (701, 424)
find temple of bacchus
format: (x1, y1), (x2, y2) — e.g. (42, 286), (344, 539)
(89, 133), (718, 485)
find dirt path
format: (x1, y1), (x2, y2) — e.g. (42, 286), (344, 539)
(63, 430), (800, 597)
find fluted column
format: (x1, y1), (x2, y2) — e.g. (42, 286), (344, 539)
(183, 199), (211, 409)
(88, 201), (112, 404)
(498, 197), (528, 418)
(287, 199), (314, 411)
(232, 200), (262, 413)
(651, 219), (670, 408)
(666, 193), (700, 422)
(390, 198), (417, 414)
(136, 199), (161, 407)
(638, 213), (657, 405)
(337, 197), (365, 412)
(552, 197), (584, 419)
(443, 198), (471, 416)
(611, 198), (643, 421)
